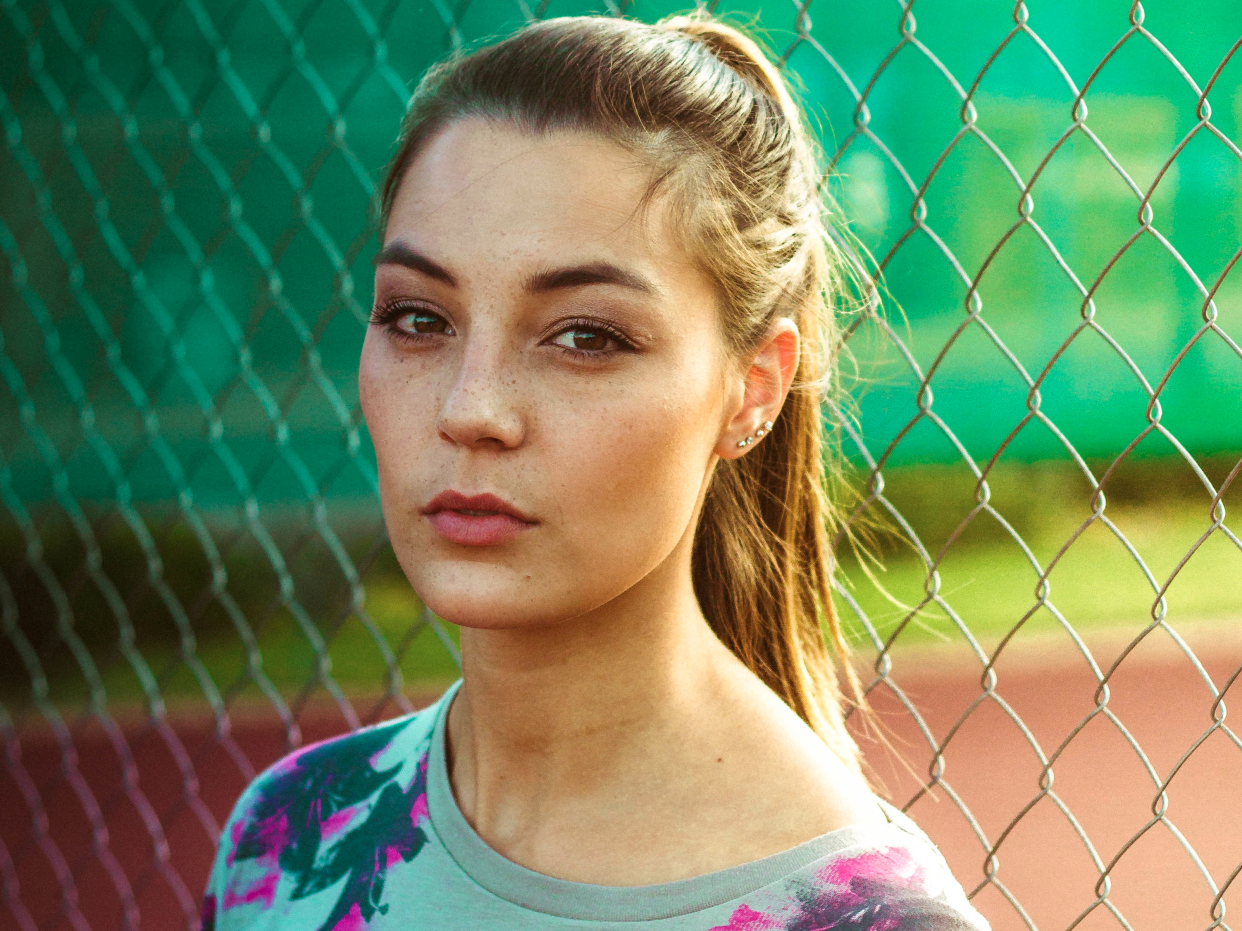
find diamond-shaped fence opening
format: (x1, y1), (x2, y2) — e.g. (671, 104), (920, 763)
(1, 1), (1240, 929)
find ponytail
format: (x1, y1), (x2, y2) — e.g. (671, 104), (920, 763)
(663, 14), (863, 776)
(382, 13), (864, 776)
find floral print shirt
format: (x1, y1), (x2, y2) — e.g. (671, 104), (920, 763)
(203, 684), (990, 931)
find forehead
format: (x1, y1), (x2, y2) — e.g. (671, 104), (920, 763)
(385, 119), (682, 270)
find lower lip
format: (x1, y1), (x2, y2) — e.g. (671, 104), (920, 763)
(426, 510), (534, 546)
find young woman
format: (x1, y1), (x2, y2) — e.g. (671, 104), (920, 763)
(203, 14), (989, 931)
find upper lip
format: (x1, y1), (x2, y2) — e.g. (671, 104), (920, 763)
(421, 490), (536, 523)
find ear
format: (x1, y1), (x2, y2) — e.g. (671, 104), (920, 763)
(717, 318), (800, 459)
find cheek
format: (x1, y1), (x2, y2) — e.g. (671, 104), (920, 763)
(358, 337), (383, 431)
(359, 338), (397, 466)
(359, 336), (436, 488)
(543, 364), (724, 558)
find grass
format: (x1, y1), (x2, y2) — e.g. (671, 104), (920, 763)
(836, 502), (1241, 652)
(3, 458), (1237, 717)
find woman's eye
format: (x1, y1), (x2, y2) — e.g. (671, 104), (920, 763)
(551, 327), (613, 353)
(396, 310), (452, 336)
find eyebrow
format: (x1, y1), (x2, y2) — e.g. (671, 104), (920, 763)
(374, 242), (657, 297)
(526, 262), (657, 296)
(373, 242), (457, 286)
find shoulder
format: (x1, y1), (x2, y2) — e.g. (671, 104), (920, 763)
(713, 809), (991, 931)
(710, 661), (886, 839)
(202, 694), (448, 931)
(796, 827), (990, 930)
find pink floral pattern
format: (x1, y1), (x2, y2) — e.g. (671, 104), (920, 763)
(205, 717), (429, 931)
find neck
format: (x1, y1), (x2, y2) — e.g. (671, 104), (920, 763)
(454, 562), (716, 748)
(445, 542), (737, 831)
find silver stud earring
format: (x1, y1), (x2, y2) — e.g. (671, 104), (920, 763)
(737, 420), (775, 448)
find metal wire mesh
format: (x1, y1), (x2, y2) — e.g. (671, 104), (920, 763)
(1, 1), (1239, 930)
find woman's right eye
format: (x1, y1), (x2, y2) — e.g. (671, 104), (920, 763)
(399, 311), (451, 335)
(377, 305), (455, 339)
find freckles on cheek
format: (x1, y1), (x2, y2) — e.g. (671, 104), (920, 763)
(361, 351), (439, 484)
(554, 395), (710, 520)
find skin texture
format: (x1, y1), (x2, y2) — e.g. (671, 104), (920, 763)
(360, 118), (882, 886)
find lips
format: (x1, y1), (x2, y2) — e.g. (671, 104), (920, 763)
(421, 490), (537, 546)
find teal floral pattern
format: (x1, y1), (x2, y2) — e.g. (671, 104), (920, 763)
(208, 717), (430, 931)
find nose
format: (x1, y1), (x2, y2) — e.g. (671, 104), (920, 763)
(436, 337), (526, 450)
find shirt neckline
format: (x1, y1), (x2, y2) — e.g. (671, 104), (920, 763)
(425, 680), (897, 922)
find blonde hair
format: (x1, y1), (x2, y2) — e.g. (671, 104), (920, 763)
(381, 13), (864, 775)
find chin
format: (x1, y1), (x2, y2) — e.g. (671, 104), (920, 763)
(409, 560), (569, 630)
(427, 599), (539, 631)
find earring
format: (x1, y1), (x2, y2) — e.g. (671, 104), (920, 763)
(736, 420), (774, 448)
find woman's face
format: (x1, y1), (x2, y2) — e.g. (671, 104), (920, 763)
(361, 119), (745, 630)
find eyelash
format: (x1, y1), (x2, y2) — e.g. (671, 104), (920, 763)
(370, 300), (449, 344)
(369, 303), (637, 358)
(548, 317), (637, 359)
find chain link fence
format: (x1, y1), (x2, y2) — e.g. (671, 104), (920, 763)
(1, 0), (1240, 929)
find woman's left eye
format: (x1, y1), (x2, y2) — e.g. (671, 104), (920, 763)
(549, 327), (619, 354)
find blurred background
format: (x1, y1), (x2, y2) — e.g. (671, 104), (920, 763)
(1, 1), (1239, 930)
